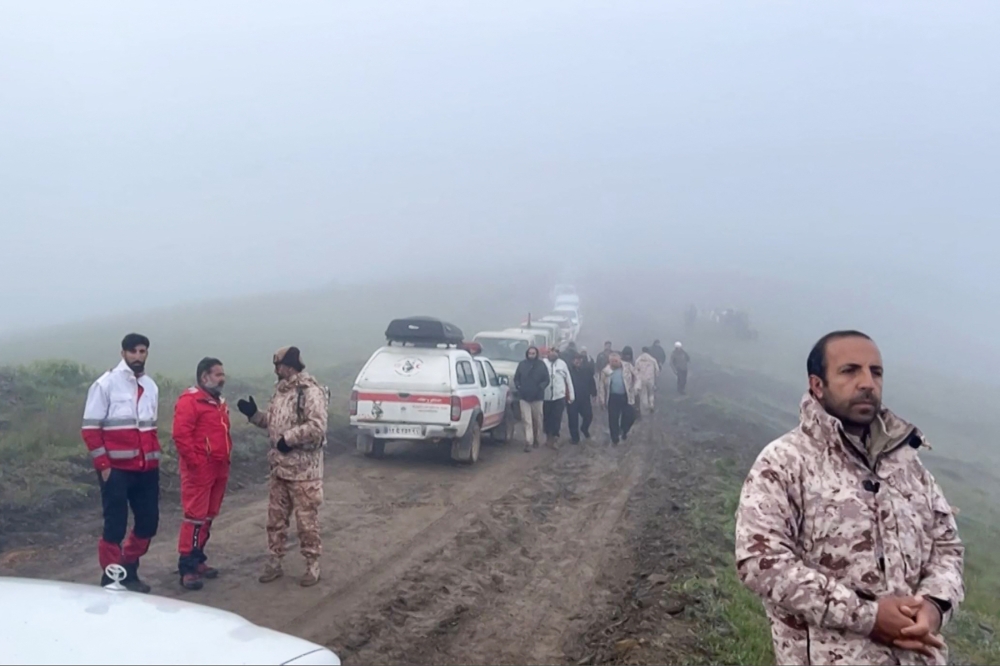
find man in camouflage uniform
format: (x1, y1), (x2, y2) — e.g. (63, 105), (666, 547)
(735, 331), (964, 666)
(237, 346), (328, 587)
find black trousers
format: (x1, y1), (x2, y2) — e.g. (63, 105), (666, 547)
(608, 393), (635, 443)
(101, 468), (160, 545)
(543, 398), (566, 437)
(676, 369), (688, 394)
(567, 398), (594, 442)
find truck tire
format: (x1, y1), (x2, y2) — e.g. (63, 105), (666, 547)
(452, 419), (481, 464)
(358, 433), (385, 459)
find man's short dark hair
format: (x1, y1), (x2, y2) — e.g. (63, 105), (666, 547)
(807, 330), (873, 381)
(197, 357), (223, 383)
(122, 333), (150, 351)
(605, 341), (612, 346)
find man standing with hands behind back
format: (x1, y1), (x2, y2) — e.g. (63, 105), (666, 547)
(237, 346), (328, 588)
(735, 331), (964, 665)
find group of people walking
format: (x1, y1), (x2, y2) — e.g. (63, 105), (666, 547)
(513, 338), (691, 449)
(82, 334), (328, 593)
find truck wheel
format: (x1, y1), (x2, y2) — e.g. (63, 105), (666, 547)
(358, 433), (385, 459)
(452, 420), (481, 464)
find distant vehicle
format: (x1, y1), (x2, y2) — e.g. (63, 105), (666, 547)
(550, 305), (582, 337)
(473, 330), (537, 382)
(551, 284), (579, 306)
(351, 317), (511, 464)
(500, 327), (550, 351)
(518, 319), (562, 349)
(539, 314), (575, 346)
(0, 570), (341, 665)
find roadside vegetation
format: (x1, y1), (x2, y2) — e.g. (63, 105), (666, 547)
(0, 359), (359, 540)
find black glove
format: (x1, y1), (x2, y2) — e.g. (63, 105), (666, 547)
(276, 437), (292, 454)
(237, 396), (257, 418)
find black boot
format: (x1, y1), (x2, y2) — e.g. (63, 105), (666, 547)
(123, 562), (152, 594)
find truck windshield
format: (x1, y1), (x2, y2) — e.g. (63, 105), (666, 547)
(475, 337), (529, 362)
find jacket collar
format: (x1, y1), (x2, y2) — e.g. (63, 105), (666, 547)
(113, 359), (152, 386)
(190, 385), (225, 405)
(798, 392), (923, 462)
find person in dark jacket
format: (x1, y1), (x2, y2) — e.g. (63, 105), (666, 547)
(567, 353), (597, 443)
(650, 340), (667, 368)
(595, 341), (614, 374)
(513, 346), (550, 452)
(670, 342), (691, 394)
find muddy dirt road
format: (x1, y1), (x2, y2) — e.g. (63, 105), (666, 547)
(1, 361), (787, 665)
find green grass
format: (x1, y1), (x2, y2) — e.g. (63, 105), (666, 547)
(0, 359), (361, 531)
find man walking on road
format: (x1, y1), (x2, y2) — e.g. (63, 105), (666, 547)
(650, 340), (667, 369)
(598, 352), (638, 446)
(596, 341), (614, 374)
(514, 346), (549, 453)
(567, 353), (597, 444)
(237, 347), (329, 587)
(735, 331), (964, 666)
(635, 347), (661, 416)
(542, 347), (575, 449)
(81, 333), (161, 592)
(172, 357), (232, 591)
(670, 342), (690, 394)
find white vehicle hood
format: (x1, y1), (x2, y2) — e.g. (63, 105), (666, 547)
(0, 577), (340, 666)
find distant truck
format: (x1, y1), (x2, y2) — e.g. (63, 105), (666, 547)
(351, 317), (512, 464)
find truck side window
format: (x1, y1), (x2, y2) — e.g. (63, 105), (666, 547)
(457, 360), (475, 385)
(485, 362), (500, 387)
(474, 360), (487, 388)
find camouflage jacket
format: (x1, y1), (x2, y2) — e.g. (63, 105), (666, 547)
(735, 393), (964, 666)
(634, 352), (660, 384)
(597, 363), (638, 406)
(250, 372), (329, 482)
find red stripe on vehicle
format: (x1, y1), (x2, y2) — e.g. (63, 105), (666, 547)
(483, 413), (504, 428)
(357, 393), (450, 405)
(460, 396), (481, 410)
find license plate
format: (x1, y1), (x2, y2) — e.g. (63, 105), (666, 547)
(379, 425), (423, 437)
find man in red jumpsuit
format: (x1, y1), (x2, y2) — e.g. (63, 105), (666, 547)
(172, 357), (232, 590)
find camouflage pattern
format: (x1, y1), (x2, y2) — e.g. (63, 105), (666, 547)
(266, 477), (323, 562)
(634, 352), (660, 384)
(250, 371), (328, 482)
(597, 362), (638, 407)
(735, 392), (964, 666)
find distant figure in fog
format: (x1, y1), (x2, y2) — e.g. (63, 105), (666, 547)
(598, 352), (638, 446)
(735, 331), (964, 666)
(567, 353), (597, 443)
(650, 339), (667, 369)
(596, 341), (614, 374)
(513, 346), (549, 453)
(670, 342), (690, 394)
(635, 347), (661, 416)
(542, 347), (575, 449)
(620, 346), (638, 420)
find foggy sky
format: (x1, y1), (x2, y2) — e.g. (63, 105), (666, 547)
(2, 1), (999, 371)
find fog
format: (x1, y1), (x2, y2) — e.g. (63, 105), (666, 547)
(2, 1), (999, 385)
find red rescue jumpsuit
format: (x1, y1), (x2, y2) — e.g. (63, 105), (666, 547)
(172, 386), (232, 576)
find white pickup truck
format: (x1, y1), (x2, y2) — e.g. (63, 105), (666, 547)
(351, 317), (512, 464)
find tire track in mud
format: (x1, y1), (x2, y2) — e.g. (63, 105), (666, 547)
(311, 424), (657, 665)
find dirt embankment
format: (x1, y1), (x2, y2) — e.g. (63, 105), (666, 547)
(1, 360), (781, 665)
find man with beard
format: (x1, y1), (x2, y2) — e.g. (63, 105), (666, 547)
(82, 333), (161, 592)
(735, 331), (964, 665)
(514, 346), (549, 453)
(238, 347), (329, 587)
(172, 358), (233, 591)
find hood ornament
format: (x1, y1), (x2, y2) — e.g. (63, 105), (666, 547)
(103, 564), (127, 591)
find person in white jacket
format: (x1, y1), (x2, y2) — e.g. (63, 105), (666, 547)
(542, 348), (575, 449)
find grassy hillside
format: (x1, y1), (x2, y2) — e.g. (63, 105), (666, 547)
(0, 359), (361, 541)
(0, 274), (554, 379)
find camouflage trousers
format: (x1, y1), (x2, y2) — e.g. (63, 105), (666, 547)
(267, 477), (323, 562)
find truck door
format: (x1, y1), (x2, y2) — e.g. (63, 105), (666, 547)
(473, 360), (491, 419)
(484, 361), (507, 426)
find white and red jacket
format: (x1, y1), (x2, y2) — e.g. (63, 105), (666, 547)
(81, 360), (161, 472)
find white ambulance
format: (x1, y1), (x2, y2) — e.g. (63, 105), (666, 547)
(350, 318), (511, 464)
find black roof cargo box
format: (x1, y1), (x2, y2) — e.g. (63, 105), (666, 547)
(385, 317), (464, 345)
